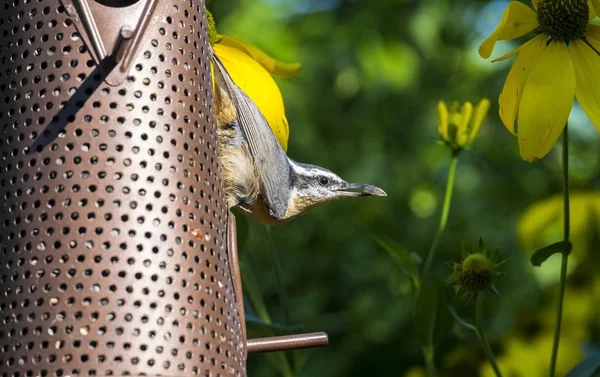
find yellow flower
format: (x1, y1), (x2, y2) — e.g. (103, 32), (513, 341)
(479, 0), (600, 162)
(479, 333), (583, 377)
(206, 10), (301, 151)
(539, 285), (593, 343)
(478, 282), (594, 377)
(437, 99), (490, 153)
(477, 276), (600, 377)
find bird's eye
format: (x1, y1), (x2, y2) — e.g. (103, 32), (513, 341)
(319, 177), (329, 186)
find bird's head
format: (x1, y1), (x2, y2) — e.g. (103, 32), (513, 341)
(283, 161), (386, 220)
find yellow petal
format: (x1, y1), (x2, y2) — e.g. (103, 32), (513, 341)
(498, 34), (547, 135)
(456, 102), (473, 146)
(460, 102), (473, 128)
(213, 44), (290, 150)
(590, 0), (599, 18)
(468, 98), (491, 143)
(218, 35), (301, 78)
(518, 41), (575, 162)
(478, 2), (538, 59)
(437, 101), (449, 141)
(586, 23), (600, 45)
(570, 40), (600, 133)
(531, 0), (538, 9)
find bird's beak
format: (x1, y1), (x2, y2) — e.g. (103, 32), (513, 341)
(336, 183), (387, 197)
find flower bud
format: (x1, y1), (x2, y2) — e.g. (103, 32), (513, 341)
(437, 99), (490, 153)
(449, 239), (505, 299)
(453, 253), (495, 293)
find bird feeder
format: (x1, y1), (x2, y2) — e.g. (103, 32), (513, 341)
(0, 0), (327, 376)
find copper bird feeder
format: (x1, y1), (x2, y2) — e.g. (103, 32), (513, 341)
(0, 0), (327, 375)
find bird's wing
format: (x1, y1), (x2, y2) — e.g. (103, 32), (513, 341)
(210, 49), (291, 219)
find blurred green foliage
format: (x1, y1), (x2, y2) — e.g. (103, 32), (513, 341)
(207, 0), (600, 376)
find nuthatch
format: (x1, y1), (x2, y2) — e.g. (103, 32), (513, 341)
(211, 50), (386, 225)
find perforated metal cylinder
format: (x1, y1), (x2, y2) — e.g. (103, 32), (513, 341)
(0, 0), (246, 375)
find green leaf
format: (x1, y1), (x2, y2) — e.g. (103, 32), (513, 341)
(241, 256), (295, 377)
(245, 313), (305, 333)
(447, 303), (476, 332)
(293, 349), (313, 375)
(372, 233), (418, 273)
(414, 277), (454, 348)
(239, 255), (271, 324)
(530, 241), (572, 267)
(371, 232), (420, 291)
(566, 356), (600, 377)
(261, 225), (292, 325)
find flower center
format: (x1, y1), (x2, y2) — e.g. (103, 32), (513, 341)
(537, 0), (589, 41)
(462, 253), (493, 271)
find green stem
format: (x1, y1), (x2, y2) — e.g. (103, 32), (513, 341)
(423, 153), (459, 275)
(475, 294), (503, 377)
(423, 346), (437, 377)
(549, 125), (570, 377)
(262, 226), (292, 325)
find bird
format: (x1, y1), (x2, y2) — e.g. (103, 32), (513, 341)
(211, 50), (386, 226)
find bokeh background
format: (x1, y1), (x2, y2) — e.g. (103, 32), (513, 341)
(206, 1), (600, 376)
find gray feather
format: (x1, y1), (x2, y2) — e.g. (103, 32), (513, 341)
(211, 48), (291, 219)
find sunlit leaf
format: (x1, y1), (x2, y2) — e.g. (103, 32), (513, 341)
(530, 241), (572, 267)
(519, 192), (600, 259)
(358, 38), (419, 90)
